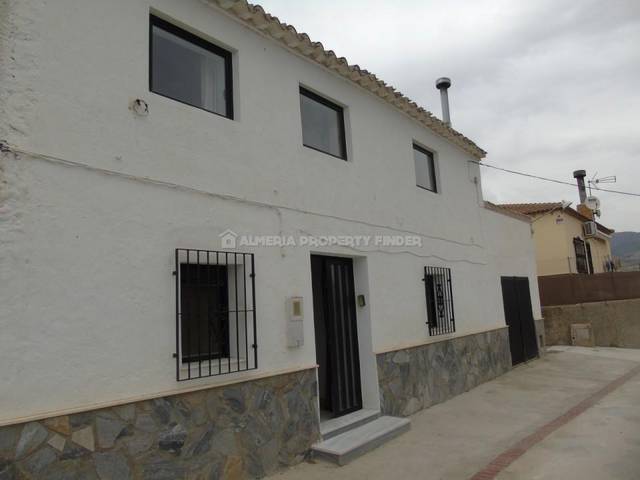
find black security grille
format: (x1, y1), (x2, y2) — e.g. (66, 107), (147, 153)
(423, 266), (456, 336)
(175, 249), (257, 381)
(573, 237), (589, 274)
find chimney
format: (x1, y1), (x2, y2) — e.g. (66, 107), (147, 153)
(435, 77), (452, 126)
(573, 169), (594, 220)
(573, 170), (587, 204)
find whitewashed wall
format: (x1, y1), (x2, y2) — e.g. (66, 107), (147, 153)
(0, 0), (540, 422)
(481, 208), (542, 321)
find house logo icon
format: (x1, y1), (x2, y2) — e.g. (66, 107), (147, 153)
(219, 229), (238, 249)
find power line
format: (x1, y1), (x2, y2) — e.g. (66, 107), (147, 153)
(469, 160), (640, 198)
(0, 141), (485, 249)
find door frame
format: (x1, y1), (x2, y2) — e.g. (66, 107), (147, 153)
(501, 276), (539, 366)
(309, 253), (379, 419)
(311, 255), (362, 417)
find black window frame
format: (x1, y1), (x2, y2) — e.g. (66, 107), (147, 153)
(423, 266), (455, 336)
(299, 87), (348, 160)
(585, 241), (595, 274)
(413, 143), (438, 193)
(149, 14), (234, 120)
(179, 263), (230, 364)
(175, 249), (257, 381)
(573, 237), (589, 274)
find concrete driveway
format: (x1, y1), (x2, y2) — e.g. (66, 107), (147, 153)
(271, 346), (640, 480)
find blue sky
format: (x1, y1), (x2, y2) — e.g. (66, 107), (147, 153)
(259, 0), (640, 231)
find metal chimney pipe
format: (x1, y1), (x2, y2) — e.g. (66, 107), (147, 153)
(435, 77), (452, 126)
(573, 169), (587, 204)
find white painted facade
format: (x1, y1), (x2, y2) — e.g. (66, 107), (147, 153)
(0, 0), (541, 424)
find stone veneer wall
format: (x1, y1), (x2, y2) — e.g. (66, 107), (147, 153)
(0, 368), (319, 480)
(377, 328), (512, 417)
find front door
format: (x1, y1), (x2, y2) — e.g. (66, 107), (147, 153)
(501, 276), (539, 366)
(311, 255), (362, 418)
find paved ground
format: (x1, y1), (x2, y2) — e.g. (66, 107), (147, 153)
(271, 346), (640, 480)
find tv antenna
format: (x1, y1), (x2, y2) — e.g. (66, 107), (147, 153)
(588, 172), (616, 196)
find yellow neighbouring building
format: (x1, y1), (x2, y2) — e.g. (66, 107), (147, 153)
(498, 171), (615, 277)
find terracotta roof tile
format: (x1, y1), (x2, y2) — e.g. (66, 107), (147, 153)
(497, 203), (614, 235)
(497, 203), (564, 215)
(484, 202), (532, 222)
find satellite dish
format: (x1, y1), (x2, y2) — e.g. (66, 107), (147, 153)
(586, 196), (601, 217)
(586, 196), (600, 210)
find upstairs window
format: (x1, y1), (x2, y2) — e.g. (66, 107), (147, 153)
(585, 242), (595, 274)
(413, 144), (437, 192)
(300, 87), (347, 160)
(150, 15), (233, 119)
(573, 237), (589, 274)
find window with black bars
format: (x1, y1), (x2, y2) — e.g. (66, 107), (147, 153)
(573, 237), (589, 274)
(175, 249), (257, 381)
(423, 266), (456, 336)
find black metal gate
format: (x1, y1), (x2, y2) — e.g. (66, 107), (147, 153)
(501, 276), (539, 366)
(311, 255), (362, 418)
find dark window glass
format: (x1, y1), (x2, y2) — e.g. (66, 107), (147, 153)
(585, 242), (594, 274)
(414, 144), (437, 192)
(180, 264), (229, 362)
(150, 16), (233, 118)
(300, 88), (347, 159)
(423, 266), (455, 336)
(573, 237), (589, 274)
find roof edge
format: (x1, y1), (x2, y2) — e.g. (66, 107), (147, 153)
(497, 202), (614, 234)
(205, 0), (487, 159)
(484, 202), (532, 223)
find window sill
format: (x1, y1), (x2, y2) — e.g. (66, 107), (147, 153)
(179, 357), (249, 377)
(150, 91), (234, 121)
(416, 185), (438, 194)
(302, 143), (348, 161)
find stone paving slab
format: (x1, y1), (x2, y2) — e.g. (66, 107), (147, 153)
(270, 347), (640, 480)
(495, 365), (640, 479)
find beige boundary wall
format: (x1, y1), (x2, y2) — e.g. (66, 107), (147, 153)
(543, 299), (640, 348)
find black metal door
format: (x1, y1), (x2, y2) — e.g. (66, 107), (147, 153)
(311, 255), (362, 417)
(501, 277), (539, 366)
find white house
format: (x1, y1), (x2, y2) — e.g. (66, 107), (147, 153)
(0, 1), (543, 478)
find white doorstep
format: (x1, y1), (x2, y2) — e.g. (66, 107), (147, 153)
(313, 415), (411, 466)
